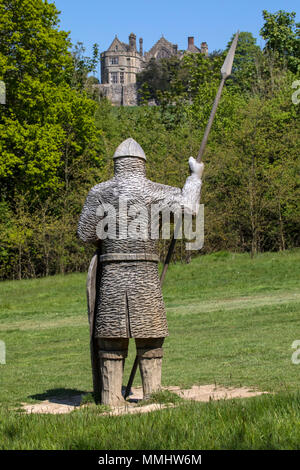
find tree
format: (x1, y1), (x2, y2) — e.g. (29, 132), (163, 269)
(225, 32), (262, 92)
(260, 9), (300, 73)
(71, 41), (99, 91)
(0, 0), (101, 201)
(136, 56), (183, 103)
(202, 72), (300, 255)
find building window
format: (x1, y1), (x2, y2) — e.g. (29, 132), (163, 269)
(110, 72), (118, 84)
(120, 72), (124, 84)
(110, 57), (118, 65)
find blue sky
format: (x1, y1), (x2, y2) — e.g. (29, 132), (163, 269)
(53, 0), (298, 79)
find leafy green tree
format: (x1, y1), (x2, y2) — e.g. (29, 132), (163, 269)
(202, 72), (300, 255)
(136, 56), (182, 103)
(0, 0), (101, 201)
(0, 3), (299, 279)
(260, 9), (300, 73)
(71, 41), (99, 91)
(226, 32), (262, 92)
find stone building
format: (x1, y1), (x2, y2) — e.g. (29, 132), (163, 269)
(144, 36), (178, 61)
(186, 37), (208, 55)
(97, 33), (208, 106)
(100, 33), (144, 87)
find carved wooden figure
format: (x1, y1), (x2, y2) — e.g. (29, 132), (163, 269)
(77, 138), (203, 405)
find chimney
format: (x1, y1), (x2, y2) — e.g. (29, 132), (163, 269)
(129, 33), (136, 51)
(139, 37), (143, 56)
(201, 41), (208, 56)
(188, 37), (194, 49)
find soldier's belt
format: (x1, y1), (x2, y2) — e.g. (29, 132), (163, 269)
(99, 253), (159, 262)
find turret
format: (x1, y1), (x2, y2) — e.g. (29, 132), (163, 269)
(129, 33), (136, 51)
(139, 37), (143, 56)
(201, 41), (208, 56)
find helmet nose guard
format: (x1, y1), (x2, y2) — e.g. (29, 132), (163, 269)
(113, 138), (146, 161)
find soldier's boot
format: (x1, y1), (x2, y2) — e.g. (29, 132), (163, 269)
(137, 346), (164, 400)
(98, 350), (127, 406)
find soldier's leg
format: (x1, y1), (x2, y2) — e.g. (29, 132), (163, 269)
(135, 338), (164, 400)
(97, 338), (129, 406)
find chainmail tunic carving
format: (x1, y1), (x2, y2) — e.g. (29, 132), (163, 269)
(77, 143), (202, 338)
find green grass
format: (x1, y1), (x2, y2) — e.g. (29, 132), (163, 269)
(0, 249), (300, 449)
(137, 390), (184, 406)
(1, 393), (300, 449)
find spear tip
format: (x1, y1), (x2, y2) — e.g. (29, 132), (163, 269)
(221, 30), (240, 79)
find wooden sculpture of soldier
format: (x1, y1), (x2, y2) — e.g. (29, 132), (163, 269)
(77, 138), (204, 406)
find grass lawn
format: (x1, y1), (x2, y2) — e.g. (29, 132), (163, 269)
(0, 249), (300, 449)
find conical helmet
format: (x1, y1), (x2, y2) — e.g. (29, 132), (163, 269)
(113, 138), (146, 161)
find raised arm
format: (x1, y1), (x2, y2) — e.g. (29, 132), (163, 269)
(150, 157), (204, 214)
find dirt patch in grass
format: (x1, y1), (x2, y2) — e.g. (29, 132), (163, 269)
(21, 384), (267, 415)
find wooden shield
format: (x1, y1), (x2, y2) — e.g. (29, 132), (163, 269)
(86, 251), (102, 403)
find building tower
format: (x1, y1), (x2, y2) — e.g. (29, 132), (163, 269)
(201, 42), (208, 56)
(139, 37), (143, 56)
(129, 33), (136, 51)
